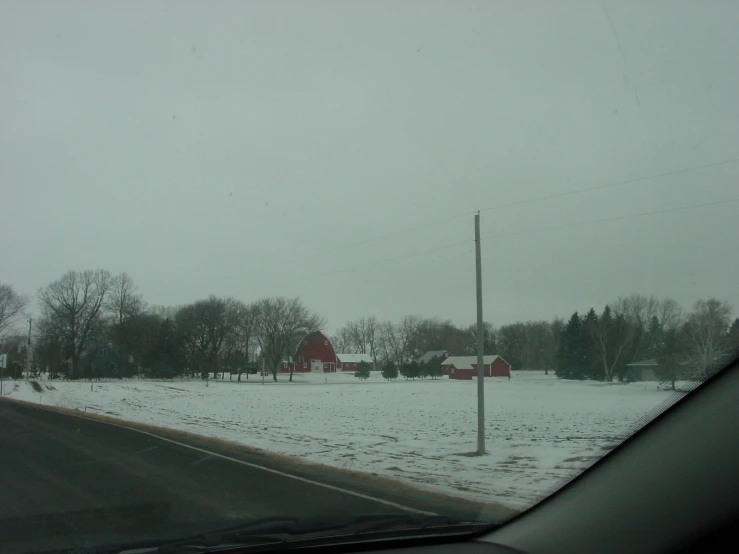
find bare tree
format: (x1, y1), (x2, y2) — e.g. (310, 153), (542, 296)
(611, 293), (670, 362)
(176, 296), (240, 378)
(683, 298), (733, 378)
(0, 284), (29, 339)
(106, 273), (146, 371)
(656, 297), (683, 331)
(590, 306), (629, 381)
(547, 317), (565, 374)
(612, 294), (660, 327)
(378, 316), (423, 368)
(377, 321), (400, 367)
(331, 326), (353, 354)
(463, 322), (496, 356)
(348, 316), (379, 357)
(37, 270), (113, 378)
(254, 297), (324, 382)
(497, 323), (528, 369)
(235, 301), (259, 381)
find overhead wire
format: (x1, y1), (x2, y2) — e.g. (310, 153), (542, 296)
(478, 157), (739, 214)
(480, 197), (739, 242)
(187, 156), (739, 293)
(281, 197), (739, 286)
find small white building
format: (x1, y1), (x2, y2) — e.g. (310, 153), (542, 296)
(336, 353), (374, 372)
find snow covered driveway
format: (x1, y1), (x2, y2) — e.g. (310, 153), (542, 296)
(6, 372), (682, 510)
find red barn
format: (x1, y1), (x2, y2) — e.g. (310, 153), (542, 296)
(293, 331), (338, 373)
(443, 355), (511, 379)
(336, 353), (375, 372)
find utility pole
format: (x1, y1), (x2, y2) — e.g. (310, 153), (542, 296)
(26, 318), (33, 381)
(1, 353), (5, 396)
(475, 212), (486, 455)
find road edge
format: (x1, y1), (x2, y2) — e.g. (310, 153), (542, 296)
(1, 396), (516, 521)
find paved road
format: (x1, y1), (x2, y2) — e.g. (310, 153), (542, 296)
(1, 400), (425, 553)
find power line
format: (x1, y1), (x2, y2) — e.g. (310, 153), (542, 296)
(188, 212), (474, 292)
(187, 157), (738, 293)
(274, 238), (472, 287)
(282, 197), (738, 286)
(479, 157), (739, 214)
(481, 197), (739, 242)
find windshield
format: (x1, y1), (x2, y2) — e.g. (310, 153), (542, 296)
(1, 1), (738, 552)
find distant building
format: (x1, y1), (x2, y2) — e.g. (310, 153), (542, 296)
(293, 331), (338, 373)
(625, 358), (660, 382)
(336, 353), (375, 371)
(442, 355), (511, 380)
(625, 357), (708, 382)
(418, 350), (452, 365)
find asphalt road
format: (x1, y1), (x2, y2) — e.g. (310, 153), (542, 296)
(0, 400), (502, 553)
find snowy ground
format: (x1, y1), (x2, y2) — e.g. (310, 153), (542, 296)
(3, 371), (686, 511)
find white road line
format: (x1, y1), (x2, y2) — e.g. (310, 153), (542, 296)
(15, 401), (436, 516)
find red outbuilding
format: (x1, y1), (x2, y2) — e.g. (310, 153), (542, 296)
(293, 331), (339, 373)
(442, 355), (511, 379)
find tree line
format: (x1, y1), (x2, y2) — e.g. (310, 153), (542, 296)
(333, 294), (739, 383)
(1, 272), (738, 385)
(1, 271), (323, 382)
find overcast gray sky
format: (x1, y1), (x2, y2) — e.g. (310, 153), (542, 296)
(2, 0), (738, 331)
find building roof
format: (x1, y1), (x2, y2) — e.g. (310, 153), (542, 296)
(418, 350), (450, 364)
(625, 358), (659, 367)
(443, 355), (505, 370)
(336, 353), (374, 364)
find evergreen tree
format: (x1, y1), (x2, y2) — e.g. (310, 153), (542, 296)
(580, 308), (600, 379)
(381, 361), (398, 381)
(408, 361), (421, 380)
(427, 356), (443, 380)
(400, 361), (421, 380)
(645, 315), (663, 359)
(354, 361), (371, 380)
(655, 328), (684, 391)
(556, 312), (583, 379)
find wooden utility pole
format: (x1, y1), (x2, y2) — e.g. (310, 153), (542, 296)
(26, 318), (32, 380)
(475, 212), (485, 455)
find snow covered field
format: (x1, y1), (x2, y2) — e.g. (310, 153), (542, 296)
(3, 372), (685, 510)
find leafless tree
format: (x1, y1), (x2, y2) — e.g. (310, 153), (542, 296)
(0, 284), (29, 339)
(149, 304), (180, 320)
(37, 270), (113, 377)
(463, 321), (496, 356)
(377, 316), (423, 367)
(105, 273), (146, 370)
(234, 301), (259, 381)
(589, 306), (630, 381)
(546, 317), (565, 374)
(331, 327), (353, 354)
(683, 298), (733, 378)
(611, 293), (679, 362)
(176, 296), (240, 378)
(656, 298), (683, 331)
(612, 294), (660, 327)
(348, 317), (379, 356)
(335, 316), (380, 365)
(254, 297), (324, 382)
(497, 323), (528, 369)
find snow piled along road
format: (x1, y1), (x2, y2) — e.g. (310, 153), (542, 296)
(6, 371), (682, 509)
